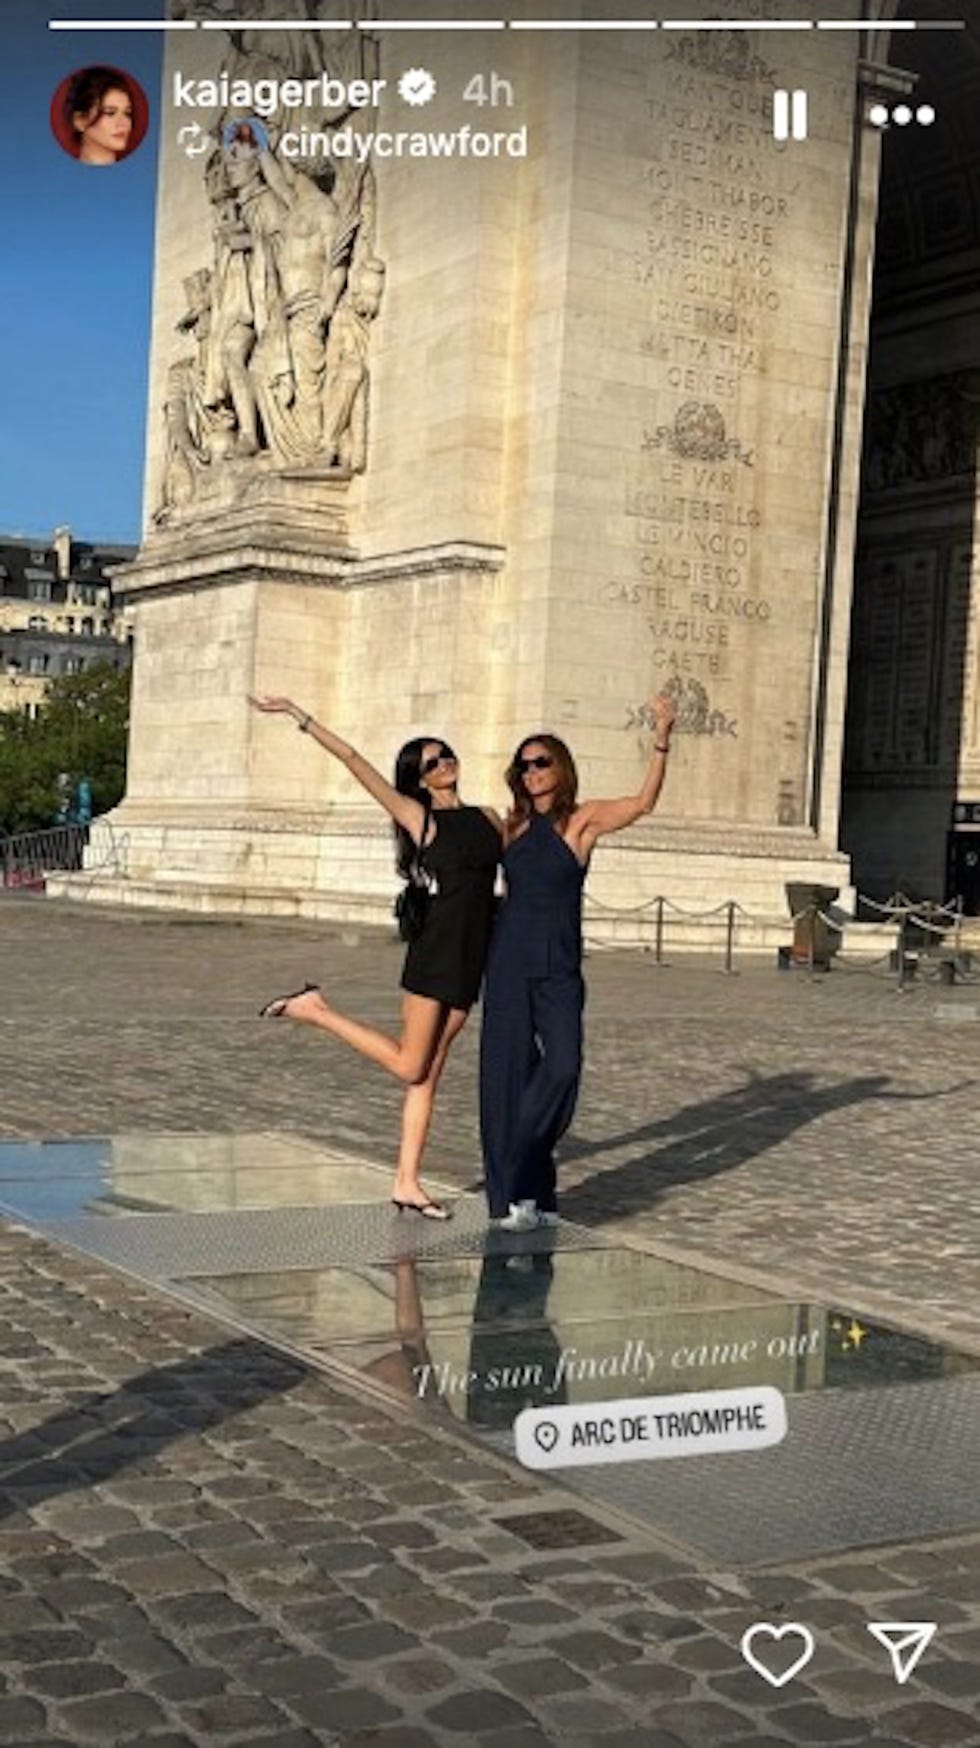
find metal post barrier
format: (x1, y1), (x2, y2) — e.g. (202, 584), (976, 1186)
(896, 914), (907, 992)
(654, 895), (664, 965)
(723, 901), (736, 974)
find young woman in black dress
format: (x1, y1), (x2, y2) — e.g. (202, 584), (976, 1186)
(481, 694), (677, 1229)
(250, 695), (501, 1219)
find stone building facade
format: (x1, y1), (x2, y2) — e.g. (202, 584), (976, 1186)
(0, 527), (136, 719)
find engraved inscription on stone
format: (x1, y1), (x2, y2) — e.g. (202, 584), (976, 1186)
(598, 20), (807, 766)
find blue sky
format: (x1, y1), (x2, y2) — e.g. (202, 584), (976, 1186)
(0, 0), (163, 545)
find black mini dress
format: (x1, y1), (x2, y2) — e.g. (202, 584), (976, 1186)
(401, 806), (501, 1010)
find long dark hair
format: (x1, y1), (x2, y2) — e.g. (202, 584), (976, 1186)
(392, 738), (439, 880)
(505, 733), (578, 832)
(64, 67), (135, 154)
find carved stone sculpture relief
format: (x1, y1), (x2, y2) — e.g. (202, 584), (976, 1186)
(155, 2), (383, 523)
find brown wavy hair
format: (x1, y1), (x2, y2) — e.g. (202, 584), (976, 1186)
(505, 734), (578, 831)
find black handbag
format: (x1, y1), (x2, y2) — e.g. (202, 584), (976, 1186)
(394, 795), (432, 944)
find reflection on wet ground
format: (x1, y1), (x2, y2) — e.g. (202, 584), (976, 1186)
(2, 1132), (977, 1564)
(1, 1132), (972, 1415)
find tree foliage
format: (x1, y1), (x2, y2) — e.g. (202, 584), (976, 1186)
(0, 662), (131, 837)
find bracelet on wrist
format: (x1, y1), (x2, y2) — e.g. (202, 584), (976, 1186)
(654, 743), (671, 754)
(297, 712), (312, 733)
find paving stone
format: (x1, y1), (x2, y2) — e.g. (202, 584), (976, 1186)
(150, 1666), (229, 1701)
(55, 1692), (169, 1741)
(95, 1532), (181, 1564)
(100, 1633), (188, 1677)
(388, 1594), (478, 1631)
(289, 1687), (402, 1730)
(814, 1668), (915, 1708)
(0, 1597), (60, 1631)
(342, 1732), (441, 1748)
(307, 1540), (390, 1573)
(652, 1700), (759, 1744)
(380, 1657), (457, 1696)
(594, 1735), (688, 1748)
(331, 1623), (420, 1661)
(226, 1733), (326, 1748)
(0, 1697), (48, 1740)
(26, 1662), (129, 1700)
(920, 1660), (980, 1701)
(772, 1704), (870, 1743)
(40, 1578), (131, 1612)
(336, 1565), (419, 1601)
(425, 1690), (537, 1733)
(491, 1657), (589, 1698)
(0, 1628), (95, 1664)
(544, 1628), (641, 1671)
(535, 1694), (637, 1734)
(370, 1522), (438, 1550)
(431, 1623), (513, 1657)
(182, 1694), (290, 1733)
(885, 1702), (980, 1746)
(610, 1660), (692, 1699)
(668, 1633), (742, 1674)
(280, 1597), (373, 1634)
(492, 1600), (576, 1628)
(249, 1655), (344, 1697)
(111, 1555), (219, 1596)
(151, 1591), (257, 1630)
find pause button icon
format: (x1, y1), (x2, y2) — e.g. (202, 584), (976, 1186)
(773, 89), (808, 142)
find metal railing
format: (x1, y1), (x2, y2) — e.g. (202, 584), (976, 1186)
(0, 824), (90, 889)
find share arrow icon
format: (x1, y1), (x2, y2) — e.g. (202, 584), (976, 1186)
(867, 1622), (937, 1685)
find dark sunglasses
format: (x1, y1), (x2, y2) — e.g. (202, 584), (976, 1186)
(421, 746), (457, 776)
(518, 755), (554, 774)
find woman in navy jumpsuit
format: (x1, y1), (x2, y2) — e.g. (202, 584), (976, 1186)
(481, 696), (677, 1227)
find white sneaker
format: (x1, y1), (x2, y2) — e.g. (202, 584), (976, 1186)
(536, 1210), (560, 1227)
(497, 1200), (538, 1231)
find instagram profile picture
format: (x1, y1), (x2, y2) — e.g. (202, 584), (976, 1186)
(50, 66), (150, 166)
(223, 117), (269, 157)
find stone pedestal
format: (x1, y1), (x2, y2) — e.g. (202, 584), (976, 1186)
(65, 3), (890, 945)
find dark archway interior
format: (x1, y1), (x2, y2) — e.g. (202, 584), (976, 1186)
(842, 0), (980, 908)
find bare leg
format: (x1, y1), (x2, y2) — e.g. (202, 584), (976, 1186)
(262, 987), (445, 1085)
(394, 1007), (468, 1205)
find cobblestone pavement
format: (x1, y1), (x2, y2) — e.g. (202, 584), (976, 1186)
(1, 897), (978, 1349)
(0, 897), (978, 1746)
(0, 1225), (978, 1748)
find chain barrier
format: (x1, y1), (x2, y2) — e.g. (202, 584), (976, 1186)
(580, 887), (976, 985)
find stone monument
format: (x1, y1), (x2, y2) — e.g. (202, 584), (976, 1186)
(69, 0), (910, 943)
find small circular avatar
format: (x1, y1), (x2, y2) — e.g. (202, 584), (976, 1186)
(51, 66), (149, 165)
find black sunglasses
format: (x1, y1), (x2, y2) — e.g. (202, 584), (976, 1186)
(421, 746), (457, 776)
(518, 755), (554, 774)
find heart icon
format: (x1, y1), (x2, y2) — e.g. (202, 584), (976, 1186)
(533, 1422), (560, 1453)
(740, 1623), (815, 1688)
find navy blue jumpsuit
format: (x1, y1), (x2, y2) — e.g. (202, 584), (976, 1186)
(480, 811), (586, 1218)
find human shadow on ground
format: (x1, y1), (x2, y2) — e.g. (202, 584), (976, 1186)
(555, 1068), (973, 1227)
(0, 1337), (308, 1521)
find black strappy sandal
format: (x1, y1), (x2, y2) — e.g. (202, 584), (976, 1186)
(258, 981), (319, 1019)
(391, 1198), (452, 1222)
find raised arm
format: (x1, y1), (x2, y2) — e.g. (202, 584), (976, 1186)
(574, 695), (676, 850)
(248, 696), (426, 843)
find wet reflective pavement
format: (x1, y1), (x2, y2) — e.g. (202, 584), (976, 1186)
(1, 1132), (977, 1564)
